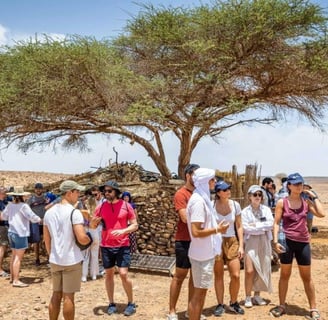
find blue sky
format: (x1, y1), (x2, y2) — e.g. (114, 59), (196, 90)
(1, 0), (328, 177)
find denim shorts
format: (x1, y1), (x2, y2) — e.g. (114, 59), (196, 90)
(8, 232), (28, 250)
(101, 246), (131, 269)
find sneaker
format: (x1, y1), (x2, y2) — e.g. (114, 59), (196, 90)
(213, 304), (225, 317)
(167, 314), (178, 320)
(91, 275), (97, 280)
(229, 302), (244, 315)
(185, 311), (206, 319)
(124, 302), (136, 316)
(244, 296), (253, 308)
(107, 303), (117, 315)
(253, 295), (267, 306)
(81, 277), (87, 282)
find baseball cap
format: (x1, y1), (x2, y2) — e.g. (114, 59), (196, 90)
(59, 180), (85, 193)
(34, 182), (43, 189)
(287, 172), (304, 185)
(214, 180), (231, 192)
(248, 185), (262, 194)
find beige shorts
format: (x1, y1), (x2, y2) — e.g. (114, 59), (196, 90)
(216, 236), (239, 263)
(190, 257), (215, 289)
(50, 262), (82, 293)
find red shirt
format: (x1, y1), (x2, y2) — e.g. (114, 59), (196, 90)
(95, 199), (136, 248)
(174, 186), (192, 241)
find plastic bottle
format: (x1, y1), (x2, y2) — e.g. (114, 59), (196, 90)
(278, 222), (286, 253)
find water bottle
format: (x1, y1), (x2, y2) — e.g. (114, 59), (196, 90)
(278, 222), (286, 253)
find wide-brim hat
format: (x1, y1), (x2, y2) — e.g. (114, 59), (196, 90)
(100, 180), (121, 193)
(7, 186), (31, 196)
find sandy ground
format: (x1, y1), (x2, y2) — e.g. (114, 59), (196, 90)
(0, 175), (327, 320)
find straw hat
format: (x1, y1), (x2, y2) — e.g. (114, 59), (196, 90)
(7, 186), (31, 196)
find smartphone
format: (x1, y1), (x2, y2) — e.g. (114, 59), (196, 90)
(301, 192), (309, 200)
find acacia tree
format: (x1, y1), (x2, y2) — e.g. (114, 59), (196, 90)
(1, 0), (328, 179)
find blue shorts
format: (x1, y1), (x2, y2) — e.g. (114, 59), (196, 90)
(175, 241), (191, 269)
(279, 238), (311, 266)
(101, 246), (131, 269)
(8, 232), (28, 250)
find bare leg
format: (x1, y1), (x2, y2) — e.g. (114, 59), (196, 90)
(214, 259), (224, 304)
(227, 258), (241, 303)
(118, 267), (133, 302)
(105, 267), (115, 303)
(49, 291), (62, 320)
(62, 292), (75, 320)
(169, 267), (189, 314)
(188, 288), (207, 320)
(278, 264), (292, 305)
(11, 248), (25, 283)
(0, 245), (7, 273)
(244, 254), (254, 297)
(298, 265), (317, 310)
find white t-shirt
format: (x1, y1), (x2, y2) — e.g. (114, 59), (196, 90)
(2, 202), (41, 237)
(44, 203), (84, 266)
(187, 193), (221, 261)
(213, 199), (241, 238)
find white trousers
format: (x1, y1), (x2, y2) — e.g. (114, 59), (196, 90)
(82, 228), (100, 278)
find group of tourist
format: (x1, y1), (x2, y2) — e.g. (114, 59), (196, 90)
(167, 166), (325, 320)
(0, 179), (139, 320)
(0, 167), (326, 320)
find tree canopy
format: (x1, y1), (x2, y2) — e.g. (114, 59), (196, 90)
(1, 0), (328, 178)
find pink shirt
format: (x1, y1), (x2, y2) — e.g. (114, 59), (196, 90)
(282, 197), (310, 243)
(95, 199), (135, 248)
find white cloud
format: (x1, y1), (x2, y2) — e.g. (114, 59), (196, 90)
(0, 24), (9, 45)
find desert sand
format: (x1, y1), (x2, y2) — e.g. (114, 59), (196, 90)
(0, 173), (327, 320)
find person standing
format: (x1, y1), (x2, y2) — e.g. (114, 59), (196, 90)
(186, 168), (229, 320)
(0, 187), (10, 277)
(94, 180), (138, 316)
(261, 177), (275, 211)
(1, 186), (41, 287)
(242, 185), (274, 308)
(27, 182), (48, 266)
(270, 173), (325, 320)
(167, 163), (205, 320)
(43, 180), (94, 320)
(212, 180), (244, 316)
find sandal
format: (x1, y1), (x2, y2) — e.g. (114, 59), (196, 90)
(308, 309), (321, 320)
(270, 305), (286, 317)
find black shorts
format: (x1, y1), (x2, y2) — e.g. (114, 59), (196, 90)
(279, 238), (311, 266)
(175, 241), (191, 269)
(101, 246), (131, 269)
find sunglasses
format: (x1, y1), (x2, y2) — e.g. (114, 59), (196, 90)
(104, 189), (114, 193)
(217, 188), (231, 192)
(252, 192), (262, 197)
(91, 193), (99, 196)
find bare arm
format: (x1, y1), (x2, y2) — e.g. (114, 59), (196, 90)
(235, 214), (244, 257)
(111, 218), (138, 236)
(178, 208), (187, 223)
(43, 225), (51, 256)
(73, 224), (92, 245)
(191, 220), (229, 238)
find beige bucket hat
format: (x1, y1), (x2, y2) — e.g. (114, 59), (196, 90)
(7, 186), (31, 196)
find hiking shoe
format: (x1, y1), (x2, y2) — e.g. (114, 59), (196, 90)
(213, 304), (225, 317)
(244, 296), (253, 308)
(107, 303), (117, 315)
(35, 259), (41, 267)
(253, 295), (267, 306)
(229, 301), (244, 315)
(167, 314), (178, 320)
(124, 302), (136, 316)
